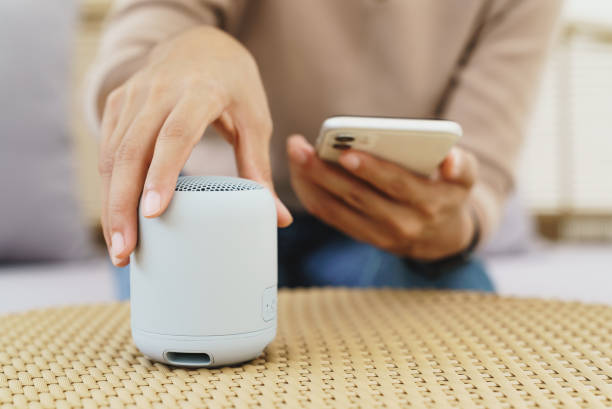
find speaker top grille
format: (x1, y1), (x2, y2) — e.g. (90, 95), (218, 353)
(175, 176), (264, 192)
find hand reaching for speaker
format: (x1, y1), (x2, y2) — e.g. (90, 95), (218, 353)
(98, 26), (292, 266)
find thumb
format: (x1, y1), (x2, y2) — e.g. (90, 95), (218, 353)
(441, 147), (478, 188)
(230, 108), (293, 228)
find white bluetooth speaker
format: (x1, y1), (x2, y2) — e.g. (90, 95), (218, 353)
(130, 176), (278, 367)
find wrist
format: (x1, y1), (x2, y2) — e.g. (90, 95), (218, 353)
(404, 208), (481, 276)
(462, 205), (481, 253)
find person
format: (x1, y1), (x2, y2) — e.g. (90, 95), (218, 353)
(86, 0), (561, 293)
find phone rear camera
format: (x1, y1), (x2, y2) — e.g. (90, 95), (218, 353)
(332, 143), (351, 150)
(334, 135), (355, 142)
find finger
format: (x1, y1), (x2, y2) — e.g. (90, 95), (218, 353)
(99, 88), (125, 256)
(287, 135), (422, 235)
(141, 95), (222, 223)
(231, 101), (292, 227)
(100, 83), (147, 262)
(111, 256), (130, 267)
(99, 173), (118, 263)
(289, 163), (393, 249)
(106, 101), (172, 263)
(337, 149), (439, 208)
(286, 134), (315, 167)
(440, 147), (478, 188)
(106, 82), (147, 158)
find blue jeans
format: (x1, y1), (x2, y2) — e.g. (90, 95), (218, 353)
(114, 213), (493, 300)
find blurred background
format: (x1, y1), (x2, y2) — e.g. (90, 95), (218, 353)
(0, 0), (610, 311)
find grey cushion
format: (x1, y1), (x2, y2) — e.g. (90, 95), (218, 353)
(0, 0), (92, 261)
(479, 193), (535, 257)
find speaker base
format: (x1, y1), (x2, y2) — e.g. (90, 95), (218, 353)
(132, 325), (276, 367)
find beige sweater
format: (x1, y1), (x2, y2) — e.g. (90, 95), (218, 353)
(87, 0), (561, 240)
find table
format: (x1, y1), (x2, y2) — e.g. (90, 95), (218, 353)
(1, 289), (611, 408)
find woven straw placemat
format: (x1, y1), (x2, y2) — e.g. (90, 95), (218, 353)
(1, 289), (611, 409)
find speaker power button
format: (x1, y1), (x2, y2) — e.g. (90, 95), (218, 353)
(262, 287), (277, 322)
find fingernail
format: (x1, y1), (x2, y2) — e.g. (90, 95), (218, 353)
(451, 149), (462, 178)
(294, 149), (307, 165)
(111, 256), (123, 266)
(293, 146), (312, 166)
(277, 198), (293, 226)
(302, 141), (315, 155)
(276, 197), (293, 227)
(339, 153), (360, 171)
(142, 190), (161, 217)
(111, 232), (125, 258)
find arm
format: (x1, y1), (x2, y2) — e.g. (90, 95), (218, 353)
(286, 0), (561, 260)
(441, 0), (562, 240)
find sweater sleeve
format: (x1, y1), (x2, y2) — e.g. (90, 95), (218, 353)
(84, 0), (246, 134)
(440, 0), (561, 241)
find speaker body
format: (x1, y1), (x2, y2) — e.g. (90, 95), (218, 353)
(131, 176), (277, 367)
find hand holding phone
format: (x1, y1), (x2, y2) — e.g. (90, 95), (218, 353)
(288, 115), (477, 260)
